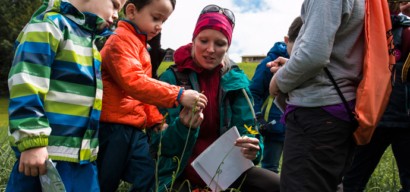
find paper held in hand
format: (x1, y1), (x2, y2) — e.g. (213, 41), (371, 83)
(39, 159), (66, 192)
(191, 126), (254, 192)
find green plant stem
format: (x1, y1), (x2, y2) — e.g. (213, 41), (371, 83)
(155, 113), (168, 192)
(208, 144), (236, 191)
(169, 99), (198, 191)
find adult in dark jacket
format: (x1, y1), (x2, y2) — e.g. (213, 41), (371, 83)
(342, 2), (410, 191)
(251, 43), (287, 173)
(148, 32), (166, 79)
(250, 16), (302, 173)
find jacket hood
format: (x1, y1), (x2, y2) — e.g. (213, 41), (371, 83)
(33, 0), (112, 36)
(221, 66), (250, 91)
(267, 42), (289, 60)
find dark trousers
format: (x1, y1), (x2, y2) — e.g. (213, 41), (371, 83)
(280, 107), (355, 192)
(174, 167), (280, 192)
(97, 122), (155, 192)
(343, 127), (410, 192)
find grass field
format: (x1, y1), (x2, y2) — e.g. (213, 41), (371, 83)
(0, 98), (14, 192)
(157, 61), (258, 79)
(0, 63), (402, 191)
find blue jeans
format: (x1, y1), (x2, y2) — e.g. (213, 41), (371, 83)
(343, 127), (410, 192)
(261, 139), (283, 173)
(97, 122), (155, 192)
(7, 161), (99, 192)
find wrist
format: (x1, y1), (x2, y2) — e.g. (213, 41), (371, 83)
(177, 88), (184, 104)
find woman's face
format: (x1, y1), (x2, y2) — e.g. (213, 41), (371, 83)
(192, 29), (229, 70)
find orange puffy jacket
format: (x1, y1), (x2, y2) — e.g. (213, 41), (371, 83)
(100, 20), (181, 129)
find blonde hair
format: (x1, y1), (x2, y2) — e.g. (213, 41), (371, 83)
(221, 54), (232, 74)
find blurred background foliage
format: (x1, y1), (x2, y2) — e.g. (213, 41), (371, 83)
(0, 0), (42, 96)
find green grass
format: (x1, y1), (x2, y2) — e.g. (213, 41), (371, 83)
(366, 147), (401, 191)
(0, 98), (8, 135)
(157, 62), (258, 80)
(0, 62), (403, 191)
(0, 98), (13, 192)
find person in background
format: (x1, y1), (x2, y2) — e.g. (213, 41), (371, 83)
(6, 0), (126, 191)
(150, 4), (280, 192)
(250, 16), (302, 173)
(342, 2), (410, 191)
(268, 0), (365, 191)
(148, 32), (166, 79)
(96, 0), (208, 191)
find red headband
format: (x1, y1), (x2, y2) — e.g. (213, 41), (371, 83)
(192, 12), (233, 45)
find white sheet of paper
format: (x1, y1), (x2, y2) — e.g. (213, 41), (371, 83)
(191, 126), (254, 192)
(39, 159), (66, 192)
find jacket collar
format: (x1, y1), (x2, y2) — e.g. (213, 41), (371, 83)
(221, 66), (250, 91)
(268, 42), (289, 59)
(35, 0), (112, 36)
(118, 19), (148, 47)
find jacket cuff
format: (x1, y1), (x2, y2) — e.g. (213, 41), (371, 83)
(175, 88), (184, 107)
(17, 135), (48, 152)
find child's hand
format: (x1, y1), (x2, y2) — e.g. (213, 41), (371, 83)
(179, 107), (204, 128)
(19, 147), (48, 176)
(267, 56), (288, 73)
(235, 136), (260, 160)
(180, 90), (207, 111)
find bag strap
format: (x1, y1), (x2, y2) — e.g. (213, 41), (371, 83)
(169, 64), (192, 90)
(324, 67), (356, 122)
(261, 96), (274, 121)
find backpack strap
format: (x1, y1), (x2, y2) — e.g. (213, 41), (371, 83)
(169, 64), (192, 90)
(262, 96), (275, 121)
(324, 67), (356, 123)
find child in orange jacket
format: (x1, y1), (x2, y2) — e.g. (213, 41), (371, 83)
(97, 0), (207, 191)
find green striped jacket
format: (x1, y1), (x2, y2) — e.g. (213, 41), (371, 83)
(8, 0), (111, 164)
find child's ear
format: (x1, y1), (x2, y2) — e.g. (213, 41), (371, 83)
(284, 35), (289, 44)
(125, 3), (136, 19)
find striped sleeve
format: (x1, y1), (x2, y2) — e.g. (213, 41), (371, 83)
(8, 20), (62, 152)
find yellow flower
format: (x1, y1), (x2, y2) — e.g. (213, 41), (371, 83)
(244, 124), (259, 134)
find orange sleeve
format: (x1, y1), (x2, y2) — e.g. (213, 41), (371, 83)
(144, 104), (163, 128)
(102, 34), (181, 108)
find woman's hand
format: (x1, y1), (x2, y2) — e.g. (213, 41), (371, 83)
(235, 136), (260, 160)
(179, 107), (204, 128)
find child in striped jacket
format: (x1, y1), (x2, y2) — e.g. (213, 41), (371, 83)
(6, 0), (126, 191)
